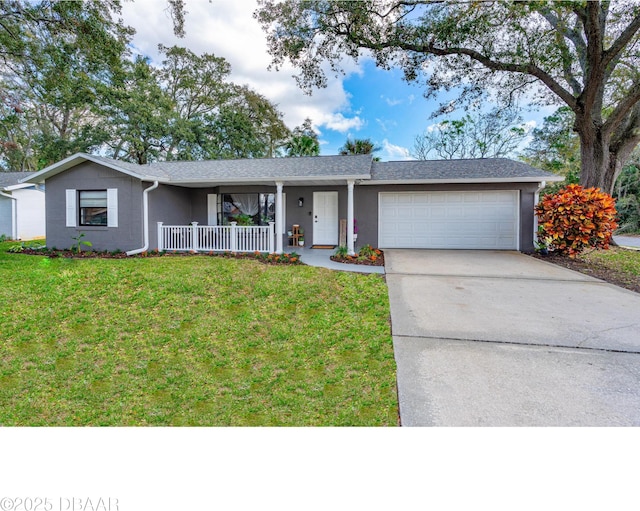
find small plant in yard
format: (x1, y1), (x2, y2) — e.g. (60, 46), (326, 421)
(7, 241), (45, 253)
(331, 244), (384, 266)
(334, 245), (349, 258)
(358, 244), (376, 258)
(70, 233), (92, 253)
(265, 252), (301, 264)
(535, 184), (618, 258)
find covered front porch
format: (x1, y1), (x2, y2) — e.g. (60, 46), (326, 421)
(151, 178), (359, 255)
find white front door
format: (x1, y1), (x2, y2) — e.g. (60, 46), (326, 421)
(313, 191), (339, 245)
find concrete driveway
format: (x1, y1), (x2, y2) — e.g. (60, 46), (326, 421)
(385, 250), (640, 426)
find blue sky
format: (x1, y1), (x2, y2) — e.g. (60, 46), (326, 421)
(121, 0), (555, 161)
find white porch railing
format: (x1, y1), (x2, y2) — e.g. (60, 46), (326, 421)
(158, 222), (275, 253)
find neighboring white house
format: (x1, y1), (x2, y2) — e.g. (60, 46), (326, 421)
(0, 172), (46, 240)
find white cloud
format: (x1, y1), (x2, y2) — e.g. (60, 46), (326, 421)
(318, 113), (365, 133)
(382, 139), (413, 161)
(120, 0), (365, 132)
(382, 95), (403, 107)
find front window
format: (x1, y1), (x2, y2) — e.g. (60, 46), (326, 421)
(220, 193), (275, 226)
(79, 190), (107, 226)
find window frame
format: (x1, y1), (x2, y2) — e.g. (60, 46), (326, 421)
(78, 189), (108, 227)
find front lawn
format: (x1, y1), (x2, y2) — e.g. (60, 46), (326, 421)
(537, 247), (640, 294)
(0, 242), (397, 426)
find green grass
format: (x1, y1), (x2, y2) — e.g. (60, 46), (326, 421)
(580, 246), (640, 276)
(0, 242), (397, 426)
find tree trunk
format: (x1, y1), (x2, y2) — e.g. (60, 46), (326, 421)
(577, 121), (620, 193)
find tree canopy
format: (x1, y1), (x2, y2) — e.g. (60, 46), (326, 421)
(0, 0), (132, 170)
(339, 138), (380, 157)
(255, 0), (640, 193)
(413, 107), (528, 160)
(0, 1), (291, 170)
(523, 107), (581, 182)
(285, 118), (320, 157)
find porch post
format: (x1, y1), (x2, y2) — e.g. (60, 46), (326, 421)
(276, 181), (284, 254)
(347, 180), (355, 256)
(230, 222), (238, 252)
(191, 222), (198, 252)
(157, 222), (163, 252)
(268, 222), (275, 254)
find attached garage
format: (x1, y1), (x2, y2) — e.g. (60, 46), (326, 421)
(378, 190), (519, 250)
(357, 159), (565, 253)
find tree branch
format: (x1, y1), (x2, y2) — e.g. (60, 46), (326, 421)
(602, 12), (640, 71)
(414, 41), (578, 109)
(602, 79), (640, 137)
(537, 9), (583, 96)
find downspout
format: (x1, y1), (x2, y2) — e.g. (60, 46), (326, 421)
(127, 181), (159, 256)
(0, 191), (18, 240)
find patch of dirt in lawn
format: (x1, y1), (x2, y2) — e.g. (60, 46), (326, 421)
(532, 252), (640, 294)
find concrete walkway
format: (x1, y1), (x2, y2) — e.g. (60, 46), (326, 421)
(614, 235), (640, 249)
(386, 250), (640, 426)
(287, 246), (384, 274)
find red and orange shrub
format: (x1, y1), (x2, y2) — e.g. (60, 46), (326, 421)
(535, 184), (618, 258)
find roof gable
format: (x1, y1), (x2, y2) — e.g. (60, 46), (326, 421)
(22, 153), (373, 185)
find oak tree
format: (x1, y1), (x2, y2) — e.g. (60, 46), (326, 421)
(256, 0), (640, 193)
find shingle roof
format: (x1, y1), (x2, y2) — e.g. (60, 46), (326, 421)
(150, 154), (373, 181)
(87, 155), (170, 180)
(371, 158), (562, 182)
(23, 152), (561, 186)
(0, 172), (35, 189)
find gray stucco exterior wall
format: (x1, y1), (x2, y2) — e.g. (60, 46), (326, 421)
(147, 184), (193, 250)
(45, 162), (144, 251)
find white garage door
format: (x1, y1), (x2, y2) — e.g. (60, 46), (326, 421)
(378, 191), (519, 250)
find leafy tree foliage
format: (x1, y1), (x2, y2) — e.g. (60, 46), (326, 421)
(101, 57), (175, 164)
(0, 4), (290, 169)
(524, 107), (581, 177)
(255, 1), (640, 193)
(285, 118), (320, 157)
(206, 85), (289, 159)
(614, 150), (640, 233)
(413, 107), (527, 160)
(522, 106), (581, 195)
(0, 0), (132, 170)
(339, 138), (380, 159)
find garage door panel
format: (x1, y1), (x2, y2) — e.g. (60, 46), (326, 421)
(379, 191), (519, 250)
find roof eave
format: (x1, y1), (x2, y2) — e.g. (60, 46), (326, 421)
(167, 174), (371, 185)
(4, 183), (37, 191)
(19, 153), (166, 184)
(363, 176), (565, 185)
